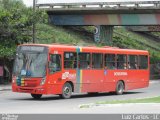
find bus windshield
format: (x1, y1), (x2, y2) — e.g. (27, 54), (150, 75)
(13, 46), (48, 78)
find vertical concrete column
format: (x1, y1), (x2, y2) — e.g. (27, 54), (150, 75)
(94, 25), (113, 45)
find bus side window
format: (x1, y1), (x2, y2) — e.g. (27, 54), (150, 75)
(139, 55), (148, 69)
(78, 53), (90, 69)
(92, 53), (103, 69)
(64, 52), (77, 69)
(117, 54), (127, 69)
(49, 54), (61, 74)
(128, 55), (138, 69)
(105, 54), (116, 69)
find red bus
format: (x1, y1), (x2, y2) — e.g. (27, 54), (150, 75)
(12, 44), (149, 99)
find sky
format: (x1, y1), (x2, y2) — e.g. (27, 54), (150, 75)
(22, 0), (157, 7)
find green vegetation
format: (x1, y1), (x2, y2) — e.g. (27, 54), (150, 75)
(36, 24), (81, 44)
(80, 96), (160, 108)
(0, 0), (160, 82)
(113, 27), (160, 63)
(96, 96), (160, 104)
(151, 32), (160, 37)
(0, 0), (160, 84)
(36, 24), (95, 46)
(0, 0), (46, 57)
(38, 25), (160, 63)
(0, 0), (160, 64)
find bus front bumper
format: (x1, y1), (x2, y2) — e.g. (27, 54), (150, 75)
(12, 85), (48, 95)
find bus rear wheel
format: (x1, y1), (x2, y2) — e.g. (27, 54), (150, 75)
(60, 83), (72, 99)
(116, 81), (124, 95)
(31, 94), (42, 99)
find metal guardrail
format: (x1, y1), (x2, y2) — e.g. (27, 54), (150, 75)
(36, 1), (160, 9)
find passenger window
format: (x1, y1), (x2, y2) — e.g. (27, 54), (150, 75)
(117, 54), (127, 69)
(92, 53), (103, 69)
(64, 52), (77, 69)
(49, 54), (61, 74)
(105, 54), (116, 69)
(78, 53), (90, 69)
(139, 55), (148, 69)
(128, 55), (138, 69)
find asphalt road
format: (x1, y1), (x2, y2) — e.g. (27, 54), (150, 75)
(0, 81), (160, 114)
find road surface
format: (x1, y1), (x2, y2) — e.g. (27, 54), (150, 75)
(0, 81), (160, 114)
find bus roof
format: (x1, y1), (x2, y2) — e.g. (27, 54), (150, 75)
(20, 44), (149, 55)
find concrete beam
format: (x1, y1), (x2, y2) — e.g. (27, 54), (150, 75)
(48, 13), (160, 26)
(36, 1), (160, 10)
(46, 6), (160, 15)
(36, 1), (160, 7)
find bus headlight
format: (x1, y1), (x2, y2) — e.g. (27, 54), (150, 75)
(12, 79), (15, 83)
(12, 76), (17, 84)
(40, 77), (46, 85)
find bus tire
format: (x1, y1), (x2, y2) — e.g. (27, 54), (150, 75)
(31, 94), (42, 99)
(116, 81), (124, 95)
(60, 82), (72, 99)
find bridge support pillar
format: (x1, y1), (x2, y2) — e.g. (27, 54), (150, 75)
(94, 26), (113, 45)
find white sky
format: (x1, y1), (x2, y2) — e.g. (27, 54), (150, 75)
(22, 0), (157, 7)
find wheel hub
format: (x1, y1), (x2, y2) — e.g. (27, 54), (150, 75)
(64, 87), (70, 95)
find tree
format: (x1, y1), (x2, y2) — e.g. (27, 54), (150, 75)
(0, 0), (47, 57)
(0, 0), (47, 83)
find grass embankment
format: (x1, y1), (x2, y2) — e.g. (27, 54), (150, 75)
(96, 96), (160, 104)
(80, 96), (160, 108)
(113, 27), (160, 63)
(36, 24), (95, 46)
(35, 24), (160, 63)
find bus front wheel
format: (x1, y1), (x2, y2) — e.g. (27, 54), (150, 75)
(31, 94), (42, 99)
(60, 83), (72, 99)
(116, 81), (124, 95)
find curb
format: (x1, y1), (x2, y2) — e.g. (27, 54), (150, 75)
(79, 103), (160, 109)
(0, 85), (11, 91)
(0, 88), (11, 91)
(150, 80), (160, 84)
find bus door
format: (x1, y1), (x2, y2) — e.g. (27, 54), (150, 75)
(89, 53), (104, 92)
(48, 52), (62, 94)
(103, 54), (116, 92)
(76, 53), (91, 93)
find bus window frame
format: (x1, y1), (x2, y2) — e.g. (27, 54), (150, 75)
(104, 53), (116, 70)
(92, 53), (104, 70)
(116, 54), (127, 70)
(127, 55), (139, 70)
(48, 54), (62, 74)
(78, 52), (91, 70)
(64, 52), (77, 70)
(138, 55), (149, 70)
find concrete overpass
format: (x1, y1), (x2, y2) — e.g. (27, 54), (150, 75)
(36, 1), (160, 44)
